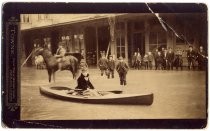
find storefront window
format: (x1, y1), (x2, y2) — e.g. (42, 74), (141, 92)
(149, 32), (157, 44)
(116, 35), (126, 58)
(73, 34), (84, 53)
(134, 21), (144, 30)
(38, 14), (50, 20)
(149, 31), (167, 51)
(43, 37), (51, 50)
(22, 14), (30, 23)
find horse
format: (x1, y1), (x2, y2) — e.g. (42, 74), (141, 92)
(34, 47), (80, 83)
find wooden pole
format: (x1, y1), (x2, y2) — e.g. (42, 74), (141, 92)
(21, 49), (34, 67)
(106, 42), (110, 58)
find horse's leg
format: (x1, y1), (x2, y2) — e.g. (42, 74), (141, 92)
(53, 71), (55, 83)
(47, 70), (51, 83)
(69, 62), (76, 79)
(68, 67), (74, 79)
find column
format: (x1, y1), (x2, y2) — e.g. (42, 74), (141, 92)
(110, 39), (115, 56)
(124, 21), (128, 62)
(110, 35), (115, 58)
(145, 17), (150, 52)
(95, 26), (99, 65)
(108, 17), (116, 59)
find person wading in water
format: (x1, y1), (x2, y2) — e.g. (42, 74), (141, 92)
(116, 56), (129, 89)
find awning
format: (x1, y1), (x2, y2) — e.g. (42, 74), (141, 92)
(21, 14), (127, 31)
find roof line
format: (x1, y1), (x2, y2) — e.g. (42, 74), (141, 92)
(21, 14), (127, 31)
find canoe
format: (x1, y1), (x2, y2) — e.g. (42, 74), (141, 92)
(39, 86), (154, 105)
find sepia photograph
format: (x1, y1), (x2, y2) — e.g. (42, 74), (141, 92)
(20, 12), (207, 120)
(2, 3), (208, 128)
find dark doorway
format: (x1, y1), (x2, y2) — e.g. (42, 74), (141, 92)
(133, 33), (145, 56)
(84, 27), (97, 66)
(98, 26), (110, 58)
(51, 30), (60, 54)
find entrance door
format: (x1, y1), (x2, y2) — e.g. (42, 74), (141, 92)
(133, 33), (145, 55)
(51, 31), (59, 54)
(98, 26), (110, 58)
(84, 27), (97, 66)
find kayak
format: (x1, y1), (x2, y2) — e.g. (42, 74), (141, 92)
(39, 86), (153, 105)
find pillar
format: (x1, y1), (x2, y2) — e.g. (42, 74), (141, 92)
(145, 17), (150, 52)
(95, 26), (99, 65)
(110, 40), (115, 56)
(125, 21), (128, 62)
(108, 16), (116, 59)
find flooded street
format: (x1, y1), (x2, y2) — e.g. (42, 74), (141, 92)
(21, 67), (206, 120)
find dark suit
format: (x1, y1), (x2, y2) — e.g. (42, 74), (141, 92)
(187, 50), (197, 70)
(156, 55), (163, 70)
(116, 61), (129, 85)
(162, 51), (167, 70)
(98, 57), (108, 76)
(154, 51), (159, 70)
(107, 60), (115, 78)
(197, 50), (207, 70)
(148, 54), (154, 70)
(75, 73), (94, 90)
(166, 52), (174, 70)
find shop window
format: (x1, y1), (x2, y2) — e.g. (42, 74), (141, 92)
(149, 31), (167, 51)
(134, 21), (144, 30)
(73, 34), (84, 53)
(43, 37), (51, 50)
(158, 32), (167, 44)
(22, 14), (30, 23)
(38, 14), (50, 20)
(116, 36), (126, 58)
(149, 32), (157, 44)
(44, 14), (50, 19)
(60, 35), (69, 51)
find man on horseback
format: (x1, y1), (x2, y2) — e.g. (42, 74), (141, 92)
(55, 42), (67, 71)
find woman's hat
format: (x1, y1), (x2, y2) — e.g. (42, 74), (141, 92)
(82, 67), (88, 72)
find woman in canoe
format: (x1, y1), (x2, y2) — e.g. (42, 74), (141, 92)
(71, 67), (101, 96)
(75, 67), (94, 91)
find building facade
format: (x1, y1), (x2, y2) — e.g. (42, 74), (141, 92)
(20, 13), (207, 66)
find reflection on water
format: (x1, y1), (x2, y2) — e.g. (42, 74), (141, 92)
(21, 67), (206, 120)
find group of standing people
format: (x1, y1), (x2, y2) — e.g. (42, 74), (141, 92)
(187, 46), (207, 70)
(98, 54), (129, 86)
(153, 47), (178, 70)
(132, 51), (154, 70)
(132, 46), (207, 71)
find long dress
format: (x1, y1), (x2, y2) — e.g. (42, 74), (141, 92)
(75, 73), (94, 90)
